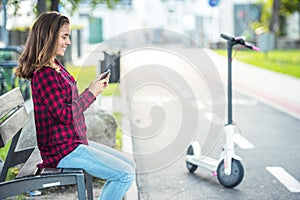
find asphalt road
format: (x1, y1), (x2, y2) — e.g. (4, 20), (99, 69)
(129, 92), (300, 200)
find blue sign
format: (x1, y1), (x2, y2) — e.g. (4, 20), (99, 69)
(208, 0), (220, 7)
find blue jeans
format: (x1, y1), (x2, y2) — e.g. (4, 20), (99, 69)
(57, 141), (136, 200)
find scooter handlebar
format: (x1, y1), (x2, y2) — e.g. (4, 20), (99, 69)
(245, 42), (261, 51)
(220, 33), (234, 41)
(220, 33), (260, 51)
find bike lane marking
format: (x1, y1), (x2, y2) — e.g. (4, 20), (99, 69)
(266, 166), (300, 193)
(233, 133), (255, 149)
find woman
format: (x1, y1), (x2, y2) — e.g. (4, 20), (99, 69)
(15, 11), (135, 200)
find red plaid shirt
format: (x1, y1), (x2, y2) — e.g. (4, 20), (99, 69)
(31, 61), (95, 168)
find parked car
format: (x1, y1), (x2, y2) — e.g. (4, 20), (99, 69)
(0, 46), (30, 100)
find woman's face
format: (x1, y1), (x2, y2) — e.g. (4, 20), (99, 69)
(56, 23), (71, 57)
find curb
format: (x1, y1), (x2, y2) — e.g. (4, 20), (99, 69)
(120, 78), (139, 200)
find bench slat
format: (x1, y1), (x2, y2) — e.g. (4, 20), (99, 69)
(0, 106), (28, 147)
(16, 147), (42, 178)
(0, 88), (24, 118)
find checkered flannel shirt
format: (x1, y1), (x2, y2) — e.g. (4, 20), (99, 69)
(31, 61), (96, 168)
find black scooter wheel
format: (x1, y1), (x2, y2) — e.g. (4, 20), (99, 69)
(217, 158), (244, 188)
(186, 145), (198, 173)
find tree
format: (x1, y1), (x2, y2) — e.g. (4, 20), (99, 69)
(269, 0), (281, 34)
(37, 0), (47, 14)
(8, 0), (121, 16)
(281, 0), (300, 14)
(253, 0), (300, 37)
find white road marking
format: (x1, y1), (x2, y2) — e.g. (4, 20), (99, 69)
(233, 98), (257, 106)
(233, 133), (255, 149)
(266, 166), (300, 193)
(204, 112), (224, 125)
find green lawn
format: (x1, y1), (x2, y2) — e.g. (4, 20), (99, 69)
(66, 65), (120, 96)
(214, 49), (300, 78)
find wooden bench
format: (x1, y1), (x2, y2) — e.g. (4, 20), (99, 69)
(0, 88), (94, 199)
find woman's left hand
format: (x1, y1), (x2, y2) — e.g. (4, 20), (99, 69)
(88, 73), (110, 97)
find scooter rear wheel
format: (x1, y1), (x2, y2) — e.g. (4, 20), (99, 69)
(217, 158), (244, 188)
(186, 145), (198, 173)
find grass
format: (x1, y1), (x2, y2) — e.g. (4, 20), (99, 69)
(113, 112), (123, 150)
(0, 141), (10, 161)
(66, 65), (120, 96)
(214, 49), (300, 78)
(0, 140), (20, 182)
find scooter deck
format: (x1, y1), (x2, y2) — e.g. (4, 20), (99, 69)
(186, 155), (218, 172)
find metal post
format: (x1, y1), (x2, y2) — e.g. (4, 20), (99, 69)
(2, 0), (8, 46)
(77, 29), (81, 58)
(76, 174), (87, 200)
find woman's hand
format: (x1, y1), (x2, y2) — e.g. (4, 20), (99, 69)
(88, 72), (110, 97)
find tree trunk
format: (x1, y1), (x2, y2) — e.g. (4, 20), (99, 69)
(51, 0), (60, 11)
(269, 0), (281, 34)
(37, 0), (47, 15)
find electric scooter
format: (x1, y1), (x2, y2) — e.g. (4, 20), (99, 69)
(185, 33), (260, 188)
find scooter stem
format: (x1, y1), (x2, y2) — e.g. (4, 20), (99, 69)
(227, 41), (233, 125)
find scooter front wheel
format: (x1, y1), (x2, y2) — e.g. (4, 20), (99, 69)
(186, 145), (198, 173)
(217, 158), (244, 188)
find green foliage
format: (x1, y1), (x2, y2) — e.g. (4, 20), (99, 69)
(90, 0), (121, 9)
(251, 1), (271, 33)
(6, 0), (122, 17)
(281, 0), (300, 14)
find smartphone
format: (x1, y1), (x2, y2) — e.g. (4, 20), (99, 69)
(100, 69), (111, 80)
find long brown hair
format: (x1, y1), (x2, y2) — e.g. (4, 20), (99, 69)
(16, 11), (70, 80)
